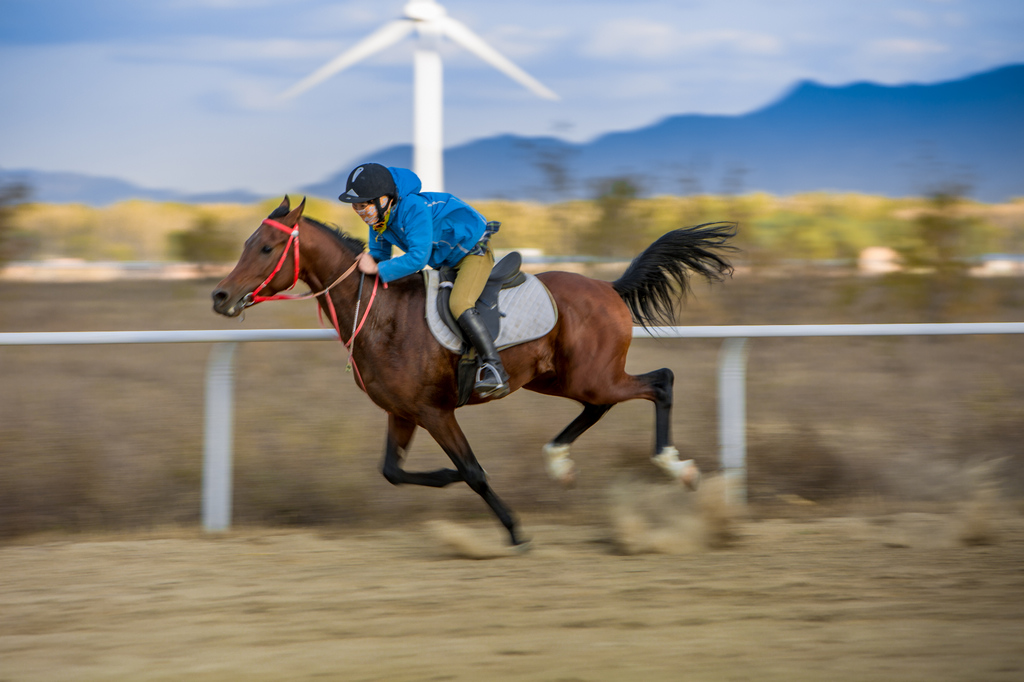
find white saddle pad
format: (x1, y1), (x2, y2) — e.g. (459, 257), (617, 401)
(424, 269), (558, 353)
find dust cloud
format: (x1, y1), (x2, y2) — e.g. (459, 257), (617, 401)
(608, 475), (739, 555)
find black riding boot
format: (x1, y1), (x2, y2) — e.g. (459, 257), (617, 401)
(457, 309), (510, 398)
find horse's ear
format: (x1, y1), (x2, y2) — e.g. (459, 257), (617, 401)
(276, 195), (291, 213)
(284, 196), (306, 226)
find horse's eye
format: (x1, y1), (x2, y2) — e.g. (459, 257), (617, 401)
(261, 245), (274, 254)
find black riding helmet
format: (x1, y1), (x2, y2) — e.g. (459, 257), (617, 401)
(338, 163), (396, 204)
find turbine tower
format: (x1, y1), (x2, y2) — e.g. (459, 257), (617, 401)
(280, 0), (558, 192)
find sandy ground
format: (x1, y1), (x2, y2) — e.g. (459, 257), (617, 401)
(3, 484), (1023, 682)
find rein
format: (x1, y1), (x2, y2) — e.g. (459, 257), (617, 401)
(246, 217), (380, 390)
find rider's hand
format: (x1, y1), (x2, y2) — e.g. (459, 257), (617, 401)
(357, 252), (379, 275)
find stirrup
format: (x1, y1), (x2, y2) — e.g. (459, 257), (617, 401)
(474, 363), (509, 398)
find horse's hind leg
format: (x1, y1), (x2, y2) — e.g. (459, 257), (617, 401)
(423, 410), (524, 546)
(640, 368), (674, 453)
(639, 367), (701, 490)
(543, 403), (613, 486)
(381, 414), (463, 488)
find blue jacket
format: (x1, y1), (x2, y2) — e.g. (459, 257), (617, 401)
(367, 167), (488, 283)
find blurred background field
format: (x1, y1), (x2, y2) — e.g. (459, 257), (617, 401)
(3, 189), (1024, 268)
(2, 191), (1023, 539)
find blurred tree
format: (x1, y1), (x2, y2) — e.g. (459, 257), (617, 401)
(900, 187), (985, 272)
(720, 165), (748, 197)
(534, 146), (577, 201)
(677, 156), (710, 197)
(674, 159), (712, 229)
(0, 182), (34, 267)
(889, 185), (992, 320)
(532, 145), (580, 256)
(168, 213), (237, 263)
(578, 176), (643, 257)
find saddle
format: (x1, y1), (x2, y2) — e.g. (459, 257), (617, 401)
(423, 251), (558, 406)
(435, 251), (527, 343)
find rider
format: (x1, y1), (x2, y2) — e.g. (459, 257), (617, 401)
(338, 163), (509, 398)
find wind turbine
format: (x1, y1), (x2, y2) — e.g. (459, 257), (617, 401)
(279, 0), (558, 192)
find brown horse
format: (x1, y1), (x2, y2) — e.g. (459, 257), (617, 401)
(212, 197), (735, 545)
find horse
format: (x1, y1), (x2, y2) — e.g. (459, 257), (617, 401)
(212, 196), (735, 546)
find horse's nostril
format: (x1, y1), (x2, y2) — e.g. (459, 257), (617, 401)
(212, 289), (229, 306)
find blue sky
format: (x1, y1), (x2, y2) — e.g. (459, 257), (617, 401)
(1, 0), (1022, 195)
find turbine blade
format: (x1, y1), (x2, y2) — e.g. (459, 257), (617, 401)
(437, 17), (559, 100)
(279, 20), (415, 100)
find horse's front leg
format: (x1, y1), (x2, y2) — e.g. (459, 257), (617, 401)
(422, 409), (525, 546)
(381, 413), (463, 488)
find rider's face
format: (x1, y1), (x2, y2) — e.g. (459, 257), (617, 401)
(353, 196), (389, 226)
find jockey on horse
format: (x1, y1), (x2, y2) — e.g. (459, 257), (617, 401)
(339, 163), (509, 399)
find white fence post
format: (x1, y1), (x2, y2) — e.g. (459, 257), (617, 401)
(718, 338), (750, 505)
(203, 342), (237, 532)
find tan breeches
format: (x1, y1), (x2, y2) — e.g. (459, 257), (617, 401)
(448, 248), (494, 318)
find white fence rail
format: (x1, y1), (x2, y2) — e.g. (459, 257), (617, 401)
(3, 323), (1024, 529)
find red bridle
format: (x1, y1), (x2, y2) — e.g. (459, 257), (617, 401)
(243, 217), (381, 390)
(246, 218), (307, 305)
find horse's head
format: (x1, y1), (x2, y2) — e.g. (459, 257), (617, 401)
(211, 195), (306, 317)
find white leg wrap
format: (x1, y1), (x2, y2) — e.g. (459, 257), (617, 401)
(543, 443), (576, 487)
(652, 447), (701, 490)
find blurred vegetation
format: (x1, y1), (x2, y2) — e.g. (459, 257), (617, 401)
(168, 213), (239, 263)
(5, 189), (1021, 271)
(0, 182), (34, 267)
(4, 196), (361, 263)
(883, 186), (998, 320)
(577, 177), (644, 258)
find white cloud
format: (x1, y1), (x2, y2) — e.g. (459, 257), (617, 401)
(117, 37), (346, 65)
(479, 24), (568, 61)
(689, 30), (783, 56)
(583, 19), (679, 60)
(892, 10), (933, 29)
(582, 20), (782, 60)
(165, 0), (305, 9)
(298, 2), (388, 31)
(942, 12), (967, 28)
(867, 38), (949, 56)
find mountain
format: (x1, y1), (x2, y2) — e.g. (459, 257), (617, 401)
(0, 168), (266, 206)
(6, 64), (1022, 205)
(307, 63), (1024, 203)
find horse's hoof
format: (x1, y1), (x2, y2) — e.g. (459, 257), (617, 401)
(652, 448), (701, 490)
(679, 460), (701, 491)
(512, 539), (533, 554)
(552, 462), (576, 488)
(543, 443), (576, 488)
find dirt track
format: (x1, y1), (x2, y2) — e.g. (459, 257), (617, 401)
(3, 502), (1023, 682)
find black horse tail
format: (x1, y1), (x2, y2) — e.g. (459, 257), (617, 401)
(612, 221), (737, 329)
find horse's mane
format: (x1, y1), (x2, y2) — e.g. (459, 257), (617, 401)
(268, 205), (366, 256)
